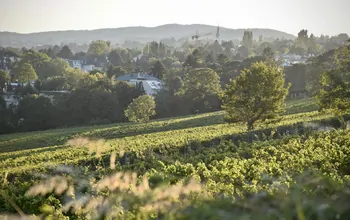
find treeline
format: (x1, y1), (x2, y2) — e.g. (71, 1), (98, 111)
(0, 75), (145, 133)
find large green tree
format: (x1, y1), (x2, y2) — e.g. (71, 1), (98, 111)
(57, 45), (73, 59)
(37, 58), (70, 79)
(88, 40), (110, 57)
(242, 31), (253, 49)
(21, 51), (51, 72)
(316, 42), (350, 114)
(221, 62), (290, 130)
(108, 49), (124, 66)
(125, 95), (156, 123)
(150, 60), (166, 79)
(14, 62), (38, 84)
(177, 68), (221, 113)
(17, 95), (56, 131)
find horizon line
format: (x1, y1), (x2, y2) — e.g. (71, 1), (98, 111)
(0, 23), (296, 36)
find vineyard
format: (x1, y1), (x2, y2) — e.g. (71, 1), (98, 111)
(0, 98), (350, 219)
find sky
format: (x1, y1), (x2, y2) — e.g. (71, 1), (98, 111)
(0, 0), (349, 36)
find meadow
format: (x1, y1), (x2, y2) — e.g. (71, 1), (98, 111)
(1, 98), (349, 219)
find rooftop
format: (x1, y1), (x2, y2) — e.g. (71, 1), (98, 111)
(116, 73), (161, 82)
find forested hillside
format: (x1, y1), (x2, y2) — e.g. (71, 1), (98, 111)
(0, 24), (295, 47)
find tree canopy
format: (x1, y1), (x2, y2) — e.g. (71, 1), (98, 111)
(316, 43), (350, 114)
(150, 60), (166, 79)
(177, 68), (221, 113)
(88, 40), (110, 57)
(125, 95), (156, 123)
(57, 45), (73, 59)
(221, 62), (290, 130)
(14, 62), (38, 83)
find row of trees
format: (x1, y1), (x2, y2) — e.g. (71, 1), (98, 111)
(0, 76), (145, 134)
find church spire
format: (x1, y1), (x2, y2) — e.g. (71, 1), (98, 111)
(216, 25), (220, 39)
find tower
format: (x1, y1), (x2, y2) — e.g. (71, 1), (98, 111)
(216, 25), (220, 40)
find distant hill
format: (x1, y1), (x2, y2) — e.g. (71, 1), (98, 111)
(0, 24), (296, 48)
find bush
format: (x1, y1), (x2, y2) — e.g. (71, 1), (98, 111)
(125, 95), (156, 123)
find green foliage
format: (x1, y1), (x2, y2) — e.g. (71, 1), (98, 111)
(34, 79), (42, 92)
(87, 40), (110, 56)
(37, 58), (69, 79)
(183, 49), (205, 69)
(177, 68), (221, 113)
(108, 49), (124, 66)
(42, 76), (68, 91)
(56, 45), (73, 59)
(13, 62), (38, 83)
(0, 108), (348, 218)
(284, 64), (308, 94)
(125, 95), (156, 123)
(222, 62), (290, 130)
(316, 43), (350, 114)
(242, 31), (253, 49)
(150, 60), (166, 79)
(0, 70), (10, 93)
(20, 51), (51, 72)
(17, 95), (56, 131)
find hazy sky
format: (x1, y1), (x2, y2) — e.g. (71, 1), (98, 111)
(1, 0), (349, 36)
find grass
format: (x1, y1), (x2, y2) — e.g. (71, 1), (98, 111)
(1, 98), (349, 219)
(0, 98), (331, 175)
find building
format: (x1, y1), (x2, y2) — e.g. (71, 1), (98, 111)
(116, 73), (162, 96)
(67, 60), (83, 69)
(82, 64), (100, 72)
(64, 59), (103, 72)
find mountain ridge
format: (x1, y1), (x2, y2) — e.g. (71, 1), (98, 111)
(0, 24), (296, 48)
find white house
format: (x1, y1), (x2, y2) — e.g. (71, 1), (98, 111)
(65, 59), (83, 69)
(82, 65), (102, 72)
(116, 73), (163, 96)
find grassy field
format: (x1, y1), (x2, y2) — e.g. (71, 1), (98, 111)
(2, 98), (349, 219)
(0, 98), (323, 174)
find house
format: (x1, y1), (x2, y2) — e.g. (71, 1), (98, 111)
(116, 73), (162, 96)
(68, 60), (83, 69)
(64, 59), (103, 72)
(82, 65), (103, 72)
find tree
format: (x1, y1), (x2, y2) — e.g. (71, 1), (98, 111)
(108, 50), (124, 66)
(34, 79), (43, 92)
(295, 29), (308, 52)
(237, 46), (249, 60)
(37, 58), (70, 79)
(17, 95), (56, 131)
(57, 45), (73, 59)
(106, 65), (127, 78)
(308, 34), (317, 54)
(177, 68), (221, 113)
(125, 95), (156, 123)
(262, 46), (275, 61)
(242, 31), (253, 49)
(42, 76), (68, 91)
(221, 62), (290, 130)
(21, 51), (51, 72)
(0, 96), (17, 134)
(88, 40), (110, 57)
(183, 49), (204, 68)
(14, 62), (38, 84)
(150, 60), (166, 79)
(316, 43), (350, 114)
(0, 70), (10, 94)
